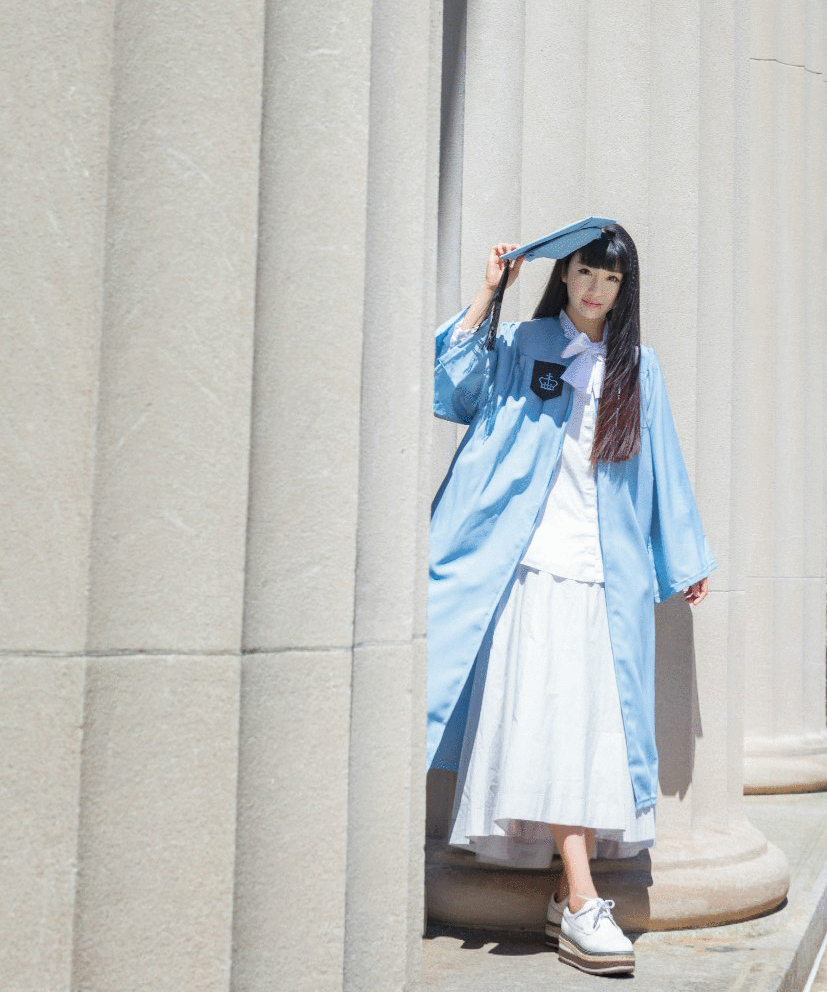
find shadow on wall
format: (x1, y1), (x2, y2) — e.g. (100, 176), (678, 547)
(655, 595), (702, 800)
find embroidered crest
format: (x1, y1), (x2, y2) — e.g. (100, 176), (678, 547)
(530, 361), (565, 401)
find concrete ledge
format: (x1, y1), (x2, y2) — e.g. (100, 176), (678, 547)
(424, 793), (827, 992)
(744, 736), (827, 794)
(427, 817), (789, 932)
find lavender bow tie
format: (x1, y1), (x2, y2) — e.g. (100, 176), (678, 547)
(561, 332), (606, 397)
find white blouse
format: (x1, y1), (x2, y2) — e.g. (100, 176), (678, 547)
(521, 310), (604, 582)
(449, 310), (605, 584)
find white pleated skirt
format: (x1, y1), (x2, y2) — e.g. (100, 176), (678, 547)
(449, 565), (655, 868)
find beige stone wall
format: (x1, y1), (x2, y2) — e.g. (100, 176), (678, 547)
(0, 1), (438, 990)
(739, 0), (827, 793)
(0, 2), (110, 988)
(0, 1), (823, 990)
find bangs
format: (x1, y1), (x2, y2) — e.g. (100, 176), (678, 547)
(575, 231), (629, 274)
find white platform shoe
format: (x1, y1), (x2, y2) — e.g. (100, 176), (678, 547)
(557, 897), (635, 976)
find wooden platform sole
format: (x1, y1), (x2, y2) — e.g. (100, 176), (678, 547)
(557, 934), (635, 976)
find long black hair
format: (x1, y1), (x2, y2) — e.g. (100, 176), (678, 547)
(533, 223), (641, 464)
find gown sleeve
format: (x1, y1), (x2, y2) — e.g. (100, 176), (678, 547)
(643, 349), (717, 602)
(433, 307), (497, 424)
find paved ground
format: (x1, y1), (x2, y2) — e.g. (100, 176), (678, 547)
(423, 792), (827, 992)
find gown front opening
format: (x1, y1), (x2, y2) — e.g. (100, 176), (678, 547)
(446, 311), (655, 869)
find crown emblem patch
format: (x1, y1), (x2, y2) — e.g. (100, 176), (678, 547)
(530, 361), (566, 401)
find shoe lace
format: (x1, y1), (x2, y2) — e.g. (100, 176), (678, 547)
(591, 899), (618, 929)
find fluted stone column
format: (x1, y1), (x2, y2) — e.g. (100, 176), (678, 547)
(0, 5), (111, 988)
(460, 0), (526, 316)
(346, 0), (442, 982)
(740, 0), (827, 794)
(232, 2), (440, 990)
(71, 4), (264, 990)
(231, 3), (370, 990)
(426, 0), (789, 933)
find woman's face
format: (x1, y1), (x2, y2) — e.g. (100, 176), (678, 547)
(561, 252), (623, 329)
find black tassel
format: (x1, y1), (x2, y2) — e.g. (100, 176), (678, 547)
(484, 260), (511, 351)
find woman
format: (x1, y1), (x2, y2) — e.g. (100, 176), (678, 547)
(427, 222), (714, 976)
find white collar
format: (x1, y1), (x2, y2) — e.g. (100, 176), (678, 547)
(558, 311), (607, 398)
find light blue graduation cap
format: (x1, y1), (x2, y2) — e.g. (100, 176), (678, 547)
(485, 216), (616, 349)
(501, 216), (616, 262)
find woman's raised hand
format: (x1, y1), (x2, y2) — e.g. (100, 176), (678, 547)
(458, 242), (525, 332)
(484, 242), (525, 291)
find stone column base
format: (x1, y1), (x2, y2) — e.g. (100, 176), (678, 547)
(744, 736), (827, 794)
(426, 818), (788, 932)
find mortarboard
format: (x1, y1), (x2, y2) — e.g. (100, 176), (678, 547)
(485, 216), (616, 349)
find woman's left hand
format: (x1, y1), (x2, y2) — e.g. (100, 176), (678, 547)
(683, 577), (709, 606)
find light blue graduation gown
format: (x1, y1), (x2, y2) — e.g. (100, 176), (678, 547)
(427, 308), (716, 813)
